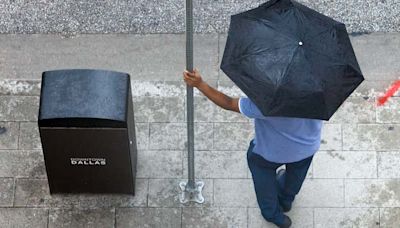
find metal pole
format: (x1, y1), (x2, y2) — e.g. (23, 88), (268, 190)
(179, 0), (204, 204)
(186, 0), (195, 189)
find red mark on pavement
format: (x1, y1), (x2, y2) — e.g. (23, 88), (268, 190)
(377, 80), (400, 106)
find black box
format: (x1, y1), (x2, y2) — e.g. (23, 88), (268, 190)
(38, 69), (137, 194)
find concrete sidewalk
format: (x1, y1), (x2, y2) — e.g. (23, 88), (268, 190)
(0, 33), (399, 227)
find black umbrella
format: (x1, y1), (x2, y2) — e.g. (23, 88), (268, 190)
(221, 0), (364, 120)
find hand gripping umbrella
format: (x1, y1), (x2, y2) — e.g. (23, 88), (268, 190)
(179, 0), (205, 204)
(221, 0), (364, 120)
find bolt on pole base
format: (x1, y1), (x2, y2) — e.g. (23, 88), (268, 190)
(179, 180), (205, 204)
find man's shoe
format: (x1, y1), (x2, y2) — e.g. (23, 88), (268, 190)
(276, 169), (292, 213)
(276, 215), (292, 228)
(279, 205), (291, 213)
(279, 199), (292, 213)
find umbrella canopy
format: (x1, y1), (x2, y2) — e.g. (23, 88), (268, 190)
(220, 0), (364, 120)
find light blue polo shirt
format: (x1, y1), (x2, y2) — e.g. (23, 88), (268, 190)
(239, 97), (323, 163)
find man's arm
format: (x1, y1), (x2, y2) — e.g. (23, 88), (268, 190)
(197, 82), (240, 112)
(183, 69), (240, 113)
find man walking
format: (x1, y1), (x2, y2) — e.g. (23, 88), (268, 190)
(183, 69), (323, 228)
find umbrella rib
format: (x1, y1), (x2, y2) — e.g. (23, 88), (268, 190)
(242, 15), (297, 41)
(279, 46), (299, 87)
(307, 47), (363, 85)
(294, 2), (338, 36)
(226, 43), (294, 64)
(265, 46), (300, 109)
(293, 6), (306, 40)
(303, 27), (333, 44)
(301, 25), (361, 73)
(306, 46), (348, 66)
(294, 5), (336, 44)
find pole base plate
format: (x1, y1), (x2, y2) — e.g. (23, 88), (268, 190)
(179, 180), (205, 204)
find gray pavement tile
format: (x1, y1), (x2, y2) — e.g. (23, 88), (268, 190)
(378, 151), (400, 178)
(345, 179), (400, 207)
(213, 179), (258, 207)
(380, 208), (400, 228)
(0, 208), (48, 228)
(116, 207), (181, 228)
(352, 80), (400, 98)
(149, 122), (187, 150)
(314, 208), (379, 228)
(14, 178), (148, 208)
(376, 97), (400, 123)
(351, 32), (400, 80)
(182, 207), (247, 228)
(320, 123), (342, 151)
(213, 105), (249, 122)
(343, 124), (400, 151)
(137, 150), (182, 178)
(130, 81), (186, 97)
(0, 80), (41, 96)
(329, 96), (376, 123)
(49, 208), (115, 228)
(213, 122), (254, 151)
(0, 178), (14, 207)
(193, 96), (217, 123)
(183, 150), (248, 179)
(0, 122), (19, 149)
(0, 96), (39, 121)
(216, 80), (246, 97)
(293, 179), (345, 207)
(193, 96), (248, 123)
(149, 122), (213, 150)
(18, 122), (41, 150)
(129, 79), (215, 98)
(0, 150), (46, 178)
(135, 122), (149, 150)
(313, 151), (377, 178)
(133, 96), (185, 123)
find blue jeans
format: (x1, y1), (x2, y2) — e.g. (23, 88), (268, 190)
(246, 139), (313, 225)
